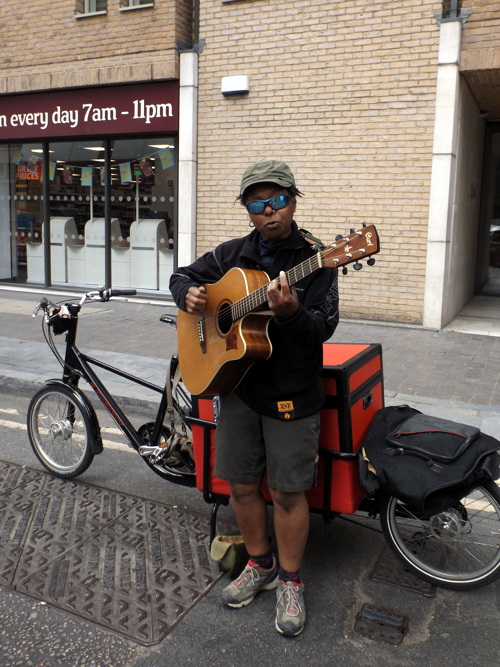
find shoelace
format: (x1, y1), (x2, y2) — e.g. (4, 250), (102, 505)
(235, 564), (262, 589)
(277, 582), (302, 617)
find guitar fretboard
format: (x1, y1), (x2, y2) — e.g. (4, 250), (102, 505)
(231, 252), (323, 321)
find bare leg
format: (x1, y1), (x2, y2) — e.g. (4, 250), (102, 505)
(229, 481), (270, 556)
(268, 488), (309, 572)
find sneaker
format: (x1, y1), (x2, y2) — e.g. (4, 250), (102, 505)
(221, 557), (278, 608)
(275, 580), (306, 636)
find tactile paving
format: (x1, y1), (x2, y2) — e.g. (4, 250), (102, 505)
(0, 460), (231, 645)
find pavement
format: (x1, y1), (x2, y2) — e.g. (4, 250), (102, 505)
(1, 284), (499, 431)
(1, 283), (500, 666)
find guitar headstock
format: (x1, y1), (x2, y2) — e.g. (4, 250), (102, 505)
(322, 224), (380, 272)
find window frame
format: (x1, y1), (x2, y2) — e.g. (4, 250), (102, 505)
(119, 0), (154, 11)
(75, 0), (107, 18)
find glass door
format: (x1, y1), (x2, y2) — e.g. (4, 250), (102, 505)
(110, 137), (176, 290)
(477, 125), (500, 295)
(47, 140), (105, 285)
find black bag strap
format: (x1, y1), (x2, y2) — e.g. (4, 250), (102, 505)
(386, 414), (480, 462)
(390, 414), (479, 442)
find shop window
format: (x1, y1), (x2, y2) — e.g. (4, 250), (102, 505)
(75, 0), (107, 17)
(119, 0), (154, 10)
(109, 137), (175, 243)
(45, 137), (175, 289)
(0, 144), (44, 284)
(0, 137), (176, 289)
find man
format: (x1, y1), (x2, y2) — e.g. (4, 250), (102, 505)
(169, 160), (339, 636)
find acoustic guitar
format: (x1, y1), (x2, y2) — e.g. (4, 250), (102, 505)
(177, 224), (379, 395)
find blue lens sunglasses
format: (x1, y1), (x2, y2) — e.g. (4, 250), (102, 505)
(245, 194), (291, 215)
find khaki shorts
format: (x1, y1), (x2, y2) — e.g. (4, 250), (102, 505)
(214, 392), (320, 493)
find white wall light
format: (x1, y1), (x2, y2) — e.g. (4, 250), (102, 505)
(221, 75), (250, 96)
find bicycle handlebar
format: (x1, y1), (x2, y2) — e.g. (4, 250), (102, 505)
(32, 287), (137, 318)
(82, 287), (137, 303)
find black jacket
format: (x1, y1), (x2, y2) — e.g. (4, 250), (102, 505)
(169, 222), (339, 419)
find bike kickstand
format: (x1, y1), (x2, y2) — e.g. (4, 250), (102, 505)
(209, 495), (229, 545)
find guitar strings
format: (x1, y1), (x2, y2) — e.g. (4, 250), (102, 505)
(197, 229), (372, 347)
(217, 252), (324, 330)
(213, 231), (359, 331)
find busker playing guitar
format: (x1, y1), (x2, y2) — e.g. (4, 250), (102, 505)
(169, 160), (339, 636)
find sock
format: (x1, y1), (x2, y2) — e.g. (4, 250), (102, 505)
(248, 551), (274, 570)
(278, 567), (302, 585)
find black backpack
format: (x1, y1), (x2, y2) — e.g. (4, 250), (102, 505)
(359, 405), (500, 516)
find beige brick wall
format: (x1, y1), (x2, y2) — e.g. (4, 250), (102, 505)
(0, 1), (192, 93)
(461, 0), (500, 70)
(196, 0), (441, 324)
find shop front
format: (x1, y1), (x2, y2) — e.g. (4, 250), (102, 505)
(0, 81), (179, 292)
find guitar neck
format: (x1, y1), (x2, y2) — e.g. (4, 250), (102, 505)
(229, 224), (379, 322)
(231, 253), (323, 321)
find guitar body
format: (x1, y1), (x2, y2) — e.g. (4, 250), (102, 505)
(177, 267), (273, 395)
(176, 224), (380, 396)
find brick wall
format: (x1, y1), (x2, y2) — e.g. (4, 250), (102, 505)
(195, 0), (441, 324)
(0, 1), (192, 93)
(460, 1), (500, 119)
(461, 0), (500, 69)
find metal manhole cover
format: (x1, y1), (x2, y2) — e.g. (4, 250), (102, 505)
(0, 460), (232, 645)
(0, 461), (43, 494)
(355, 603), (409, 645)
(370, 545), (436, 597)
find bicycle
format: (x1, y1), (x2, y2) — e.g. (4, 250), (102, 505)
(27, 287), (198, 488)
(27, 288), (500, 590)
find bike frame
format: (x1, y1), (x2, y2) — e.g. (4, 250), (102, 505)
(58, 307), (191, 464)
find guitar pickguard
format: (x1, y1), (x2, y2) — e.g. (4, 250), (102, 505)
(225, 327), (238, 351)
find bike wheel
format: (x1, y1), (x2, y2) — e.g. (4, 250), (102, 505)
(380, 482), (500, 589)
(27, 385), (94, 478)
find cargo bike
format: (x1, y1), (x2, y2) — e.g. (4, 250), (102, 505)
(27, 287), (500, 592)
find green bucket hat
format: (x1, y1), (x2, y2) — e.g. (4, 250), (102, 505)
(239, 159), (297, 197)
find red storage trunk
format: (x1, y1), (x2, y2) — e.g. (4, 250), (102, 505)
(189, 343), (384, 517)
(190, 395), (226, 497)
(307, 343), (384, 514)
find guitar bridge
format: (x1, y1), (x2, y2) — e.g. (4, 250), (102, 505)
(197, 313), (207, 354)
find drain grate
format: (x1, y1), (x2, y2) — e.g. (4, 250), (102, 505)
(354, 603), (409, 645)
(370, 545), (436, 597)
(0, 460), (233, 645)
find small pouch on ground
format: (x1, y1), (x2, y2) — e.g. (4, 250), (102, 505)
(210, 532), (248, 578)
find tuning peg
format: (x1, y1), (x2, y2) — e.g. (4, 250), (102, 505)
(362, 222), (366, 227)
(353, 262), (362, 271)
(350, 228), (355, 234)
(367, 258), (376, 266)
(342, 266), (348, 275)
(335, 234), (344, 241)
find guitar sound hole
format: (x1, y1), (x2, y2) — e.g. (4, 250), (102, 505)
(217, 302), (232, 335)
